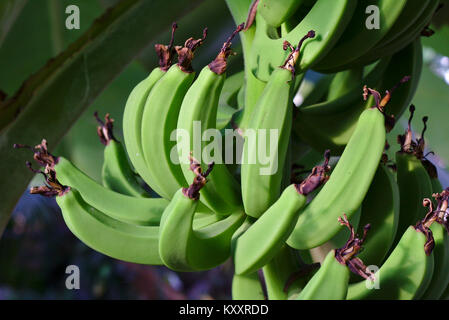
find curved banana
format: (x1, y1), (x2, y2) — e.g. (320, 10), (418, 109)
(314, 0), (407, 73)
(248, 0), (357, 81)
(158, 157), (245, 272)
(141, 29), (207, 200)
(295, 40), (419, 153)
(325, 66), (363, 101)
(177, 25), (244, 216)
(16, 141), (170, 226)
(287, 86), (393, 250)
(296, 215), (373, 300)
(241, 32), (315, 218)
(347, 203), (442, 300)
(355, 162), (399, 266)
(122, 23), (177, 198)
(94, 112), (148, 197)
(27, 174), (163, 265)
(235, 152), (330, 275)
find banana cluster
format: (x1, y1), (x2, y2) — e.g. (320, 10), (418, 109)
(17, 0), (449, 300)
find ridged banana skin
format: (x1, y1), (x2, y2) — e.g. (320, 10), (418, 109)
(295, 250), (349, 300)
(57, 189), (162, 265)
(249, 0), (357, 81)
(314, 0), (407, 72)
(393, 153), (433, 246)
(347, 227), (434, 300)
(421, 223), (449, 299)
(141, 65), (194, 200)
(102, 140), (148, 197)
(234, 185), (307, 275)
(177, 67), (243, 215)
(55, 157), (169, 226)
(356, 164), (399, 266)
(159, 189), (245, 272)
(122, 68), (166, 197)
(240, 69), (295, 218)
(287, 108), (386, 249)
(258, 0), (306, 27)
(232, 272), (265, 300)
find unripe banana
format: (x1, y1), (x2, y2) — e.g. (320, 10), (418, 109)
(241, 31), (315, 218)
(288, 84), (399, 249)
(122, 23), (177, 198)
(258, 0), (306, 28)
(296, 215), (373, 300)
(94, 112), (148, 197)
(232, 272), (265, 300)
(141, 29), (207, 200)
(177, 25), (244, 216)
(158, 157), (245, 271)
(235, 151), (330, 275)
(347, 211), (440, 300)
(15, 140), (168, 226)
(27, 169), (163, 265)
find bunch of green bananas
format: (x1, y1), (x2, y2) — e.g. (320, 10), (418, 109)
(16, 0), (449, 300)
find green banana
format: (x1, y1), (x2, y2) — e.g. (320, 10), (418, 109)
(314, 0), (407, 73)
(296, 39), (420, 153)
(258, 0), (306, 28)
(94, 112), (148, 197)
(232, 272), (265, 300)
(287, 85), (394, 250)
(263, 244), (319, 300)
(176, 25), (244, 216)
(158, 157), (245, 271)
(235, 152), (330, 275)
(296, 215), (373, 300)
(393, 107), (433, 245)
(15, 141), (169, 226)
(347, 204), (442, 300)
(347, 0), (439, 69)
(355, 162), (400, 267)
(325, 66), (363, 101)
(217, 70), (244, 130)
(141, 29), (207, 200)
(240, 32), (314, 218)
(28, 172), (163, 265)
(122, 23), (177, 198)
(248, 0), (357, 81)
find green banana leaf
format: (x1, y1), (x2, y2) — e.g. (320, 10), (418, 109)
(0, 0), (205, 237)
(0, 0), (27, 49)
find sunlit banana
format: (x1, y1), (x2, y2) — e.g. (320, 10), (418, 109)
(241, 31), (315, 218)
(94, 112), (148, 197)
(258, 0), (306, 28)
(296, 215), (373, 300)
(141, 29), (207, 200)
(248, 0), (357, 81)
(287, 85), (396, 250)
(176, 25), (244, 216)
(16, 140), (168, 226)
(28, 170), (162, 265)
(235, 151), (330, 275)
(347, 203), (440, 300)
(122, 23), (178, 198)
(158, 156), (245, 271)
